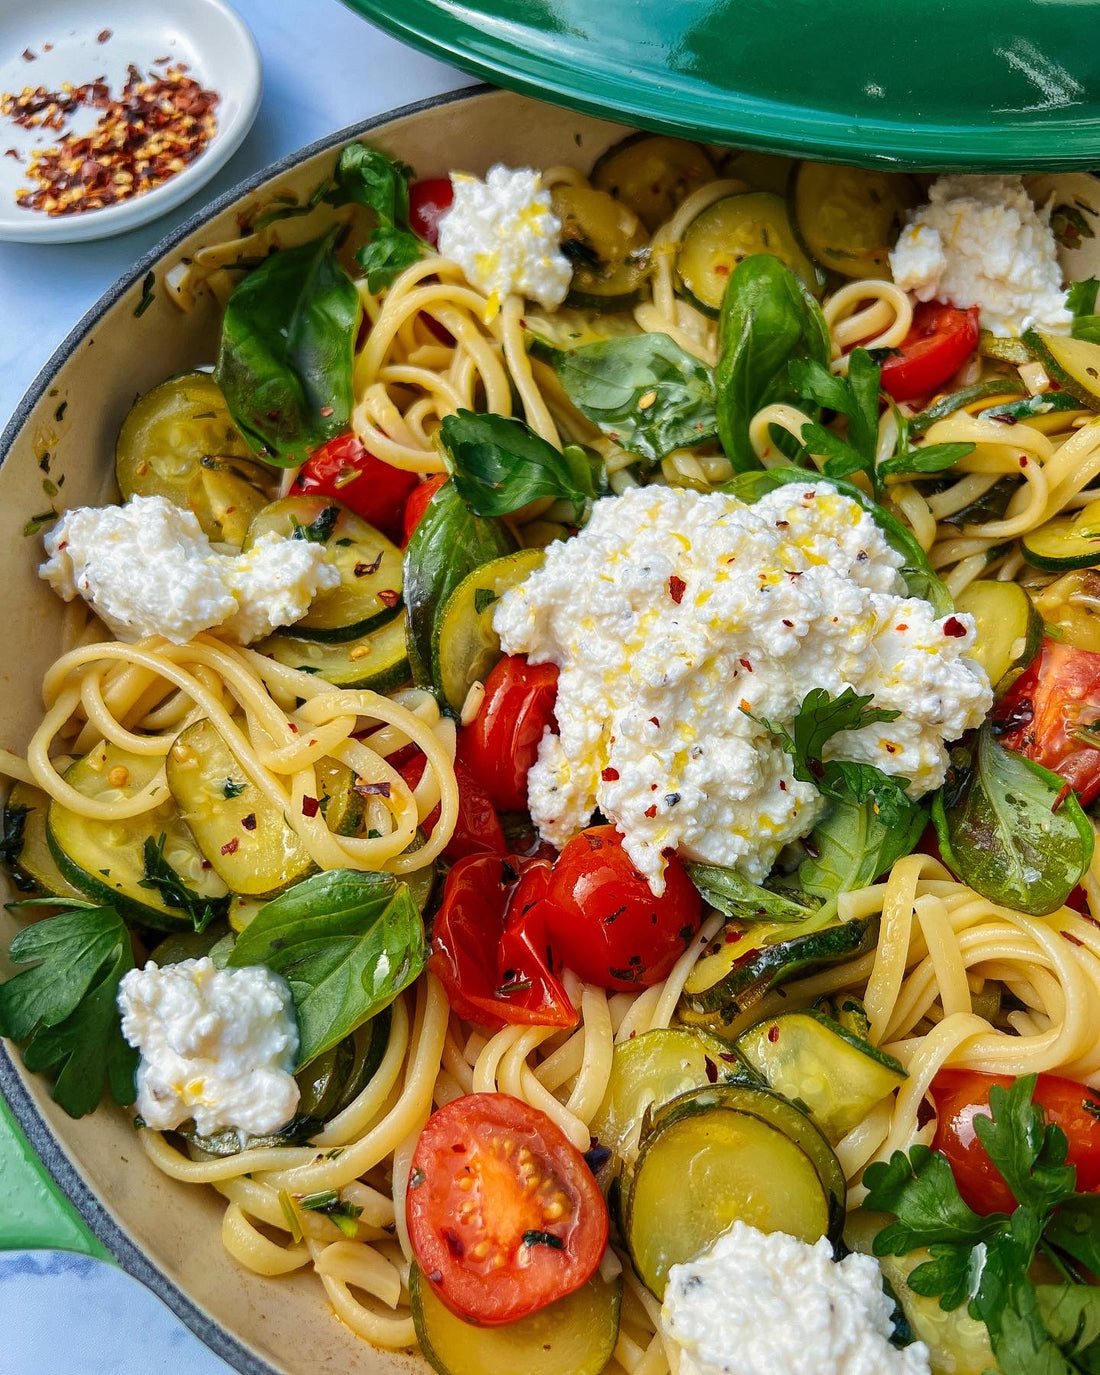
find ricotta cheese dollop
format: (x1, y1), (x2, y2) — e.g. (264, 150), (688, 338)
(889, 174), (1070, 336)
(661, 1222), (931, 1375)
(494, 483), (991, 894)
(117, 957), (300, 1137)
(40, 494), (340, 645)
(437, 163), (572, 314)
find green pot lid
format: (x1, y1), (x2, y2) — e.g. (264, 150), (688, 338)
(346, 0), (1100, 169)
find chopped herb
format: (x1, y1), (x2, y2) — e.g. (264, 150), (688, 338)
(292, 505), (339, 544)
(23, 511), (57, 537)
(278, 1190), (303, 1244)
(523, 1230), (564, 1250)
(474, 587), (498, 616)
(139, 834), (230, 933)
(133, 271), (156, 318)
(298, 1188), (364, 1234)
(221, 778), (247, 799)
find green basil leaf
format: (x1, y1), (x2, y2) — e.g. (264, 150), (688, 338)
(536, 333), (718, 463)
(685, 863), (819, 923)
(714, 253), (831, 472)
(328, 144), (424, 294)
(401, 478), (516, 690)
(799, 792), (927, 904)
(440, 410), (605, 522)
(933, 723), (1095, 917)
(356, 224), (424, 293)
(228, 870), (425, 1069)
(215, 227), (361, 467)
(1067, 278), (1100, 317)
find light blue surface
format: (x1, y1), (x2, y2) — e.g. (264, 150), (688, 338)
(0, 1), (467, 1370)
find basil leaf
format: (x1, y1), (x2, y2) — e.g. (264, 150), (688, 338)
(440, 410), (605, 522)
(215, 227), (361, 467)
(1066, 278), (1100, 346)
(327, 144), (424, 294)
(685, 863), (819, 923)
(933, 723), (1094, 917)
(228, 870), (425, 1069)
(356, 223), (424, 294)
(714, 253), (830, 472)
(535, 333), (718, 463)
(800, 792), (927, 904)
(402, 478), (516, 690)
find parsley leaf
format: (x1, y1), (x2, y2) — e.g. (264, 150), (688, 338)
(791, 350), (882, 490)
(0, 905), (137, 1117)
(1067, 278), (1100, 345)
(140, 835), (231, 934)
(297, 1189), (363, 1238)
(878, 442), (978, 480)
(976, 1078), (1077, 1214)
(327, 144), (425, 293)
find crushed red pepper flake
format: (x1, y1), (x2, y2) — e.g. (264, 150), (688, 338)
(2, 61), (219, 216)
(378, 588), (402, 608)
(601, 767), (619, 781)
(301, 795), (320, 818)
(220, 836), (240, 856)
(668, 575), (686, 604)
(942, 615), (967, 638)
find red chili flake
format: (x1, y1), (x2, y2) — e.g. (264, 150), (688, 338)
(649, 717), (660, 727)
(704, 1055), (718, 1083)
(668, 575), (686, 604)
(1052, 783), (1073, 814)
(739, 658), (753, 672)
(355, 550), (384, 577)
(355, 780), (392, 798)
(378, 589), (401, 608)
(220, 837), (240, 856)
(97, 29), (112, 43)
(601, 767), (619, 781)
(775, 519), (789, 528)
(1064, 931), (1084, 947)
(1019, 455), (1028, 468)
(302, 795), (319, 817)
(916, 1095), (936, 1130)
(644, 804), (657, 818)
(782, 618), (794, 627)
(288, 723), (299, 733)
(896, 623), (908, 632)
(724, 929), (744, 945)
(779, 779), (787, 791)
(767, 1024), (780, 1043)
(4, 148), (19, 160)
(241, 813), (257, 831)
(22, 49), (36, 62)
(942, 616), (967, 638)
(787, 570), (803, 580)
(884, 742), (898, 755)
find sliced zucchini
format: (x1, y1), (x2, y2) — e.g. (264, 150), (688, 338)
(1022, 497), (1100, 570)
(521, 305), (640, 352)
(590, 133), (716, 232)
(821, 993), (873, 1041)
(978, 330), (1033, 366)
(794, 162), (919, 280)
(2, 782), (85, 899)
(736, 1010), (906, 1142)
(258, 611), (411, 693)
(908, 378), (1026, 437)
(587, 1027), (747, 1177)
(47, 742), (227, 929)
(954, 580), (1041, 687)
(681, 917), (876, 1024)
(977, 391), (1085, 425)
(411, 1265), (621, 1375)
(676, 192), (823, 316)
(297, 1012), (390, 1121)
(1022, 331), (1100, 408)
(166, 719), (318, 897)
(1032, 568), (1100, 654)
(115, 372), (273, 545)
(244, 495), (402, 642)
(434, 549), (545, 714)
(625, 1083), (842, 1296)
(148, 925), (227, 966)
(720, 149), (796, 197)
(550, 184), (650, 309)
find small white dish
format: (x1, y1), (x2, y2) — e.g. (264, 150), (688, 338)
(0, 0), (261, 244)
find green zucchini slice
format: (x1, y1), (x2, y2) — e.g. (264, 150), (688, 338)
(434, 549), (545, 714)
(625, 1083), (842, 1297)
(1022, 498), (1100, 570)
(978, 331), (1032, 366)
(2, 782), (85, 899)
(244, 495), (403, 642)
(411, 1265), (622, 1375)
(977, 391), (1086, 425)
(550, 183), (650, 309)
(736, 1010), (906, 1142)
(258, 611), (411, 694)
(676, 191), (823, 316)
(908, 378), (1026, 437)
(115, 371), (273, 546)
(1022, 331), (1100, 408)
(47, 742), (227, 929)
(720, 149), (796, 196)
(793, 162), (919, 280)
(953, 580), (1041, 687)
(590, 132), (715, 231)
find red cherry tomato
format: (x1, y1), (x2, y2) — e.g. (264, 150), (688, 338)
(993, 639), (1100, 805)
(457, 655), (559, 813)
(402, 473), (449, 546)
(290, 432), (417, 544)
(931, 1069), (1100, 1214)
(542, 826), (703, 991)
(407, 1092), (608, 1325)
(880, 302), (980, 403)
(390, 746), (505, 860)
(408, 177), (454, 248)
(429, 853), (577, 1029)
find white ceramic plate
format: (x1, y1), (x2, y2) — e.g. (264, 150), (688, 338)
(0, 0), (261, 244)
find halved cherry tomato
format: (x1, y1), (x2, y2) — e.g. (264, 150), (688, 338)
(409, 177), (454, 248)
(993, 639), (1100, 804)
(931, 1069), (1100, 1214)
(880, 302), (980, 403)
(407, 1092), (608, 1325)
(291, 432), (416, 544)
(402, 473), (449, 546)
(542, 825), (703, 991)
(457, 655), (559, 813)
(429, 853), (576, 1029)
(390, 745), (505, 860)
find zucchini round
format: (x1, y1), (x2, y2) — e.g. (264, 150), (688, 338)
(1022, 331), (1100, 408)
(793, 162), (919, 280)
(550, 183), (650, 310)
(244, 495), (402, 642)
(676, 191), (823, 317)
(1032, 569), (1100, 655)
(720, 149), (797, 197)
(908, 378), (1026, 437)
(953, 580), (1042, 688)
(2, 781), (85, 899)
(411, 1265), (621, 1375)
(434, 549), (545, 714)
(1022, 498), (1100, 570)
(977, 391), (1086, 425)
(978, 331), (1032, 366)
(590, 132), (715, 232)
(258, 611), (411, 694)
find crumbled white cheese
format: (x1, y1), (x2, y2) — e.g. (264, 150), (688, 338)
(437, 164), (572, 313)
(662, 1222), (931, 1375)
(40, 495), (340, 645)
(117, 957), (300, 1137)
(889, 174), (1071, 336)
(494, 483), (990, 894)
